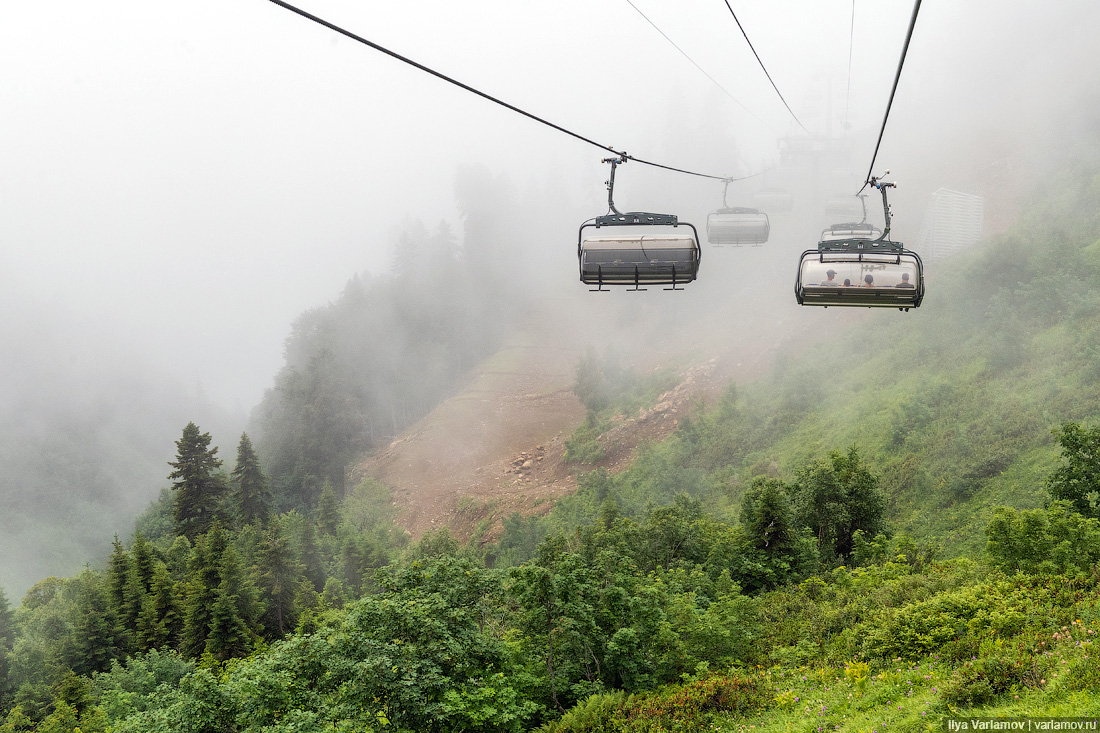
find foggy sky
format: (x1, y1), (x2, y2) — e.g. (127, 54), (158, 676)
(4, 0), (1096, 408)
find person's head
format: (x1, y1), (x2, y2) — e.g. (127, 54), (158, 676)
(826, 269), (836, 280)
(843, 278), (851, 286)
(901, 272), (910, 282)
(864, 274), (874, 285)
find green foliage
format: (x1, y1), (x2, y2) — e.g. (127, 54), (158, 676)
(538, 674), (766, 732)
(986, 501), (1100, 574)
(89, 649), (194, 724)
(1047, 421), (1100, 517)
(168, 422), (226, 541)
(563, 414), (606, 465)
(231, 432), (271, 527)
(791, 446), (887, 563)
(940, 636), (1046, 707)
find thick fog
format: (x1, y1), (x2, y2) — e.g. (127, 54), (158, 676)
(2, 0), (1098, 596)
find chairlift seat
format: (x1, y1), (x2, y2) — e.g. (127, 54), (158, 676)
(706, 208), (770, 246)
(820, 223), (883, 242)
(579, 228), (700, 289)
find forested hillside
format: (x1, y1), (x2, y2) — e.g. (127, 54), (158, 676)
(249, 164), (570, 513)
(2, 164), (1100, 730)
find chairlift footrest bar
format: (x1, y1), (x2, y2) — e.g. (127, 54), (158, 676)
(595, 212), (679, 226)
(817, 238), (905, 254)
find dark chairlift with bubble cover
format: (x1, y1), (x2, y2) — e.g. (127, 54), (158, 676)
(795, 173), (924, 311)
(578, 156), (701, 291)
(707, 178), (770, 246)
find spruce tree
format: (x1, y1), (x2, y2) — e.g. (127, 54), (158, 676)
(168, 422), (225, 540)
(299, 521), (327, 593)
(137, 562), (180, 651)
(256, 516), (306, 637)
(68, 569), (119, 676)
(231, 432), (271, 527)
(316, 479), (341, 535)
(204, 546), (255, 661)
(181, 525), (227, 658)
(106, 536), (134, 655)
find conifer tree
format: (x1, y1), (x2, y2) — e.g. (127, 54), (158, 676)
(181, 525), (227, 658)
(316, 479), (341, 535)
(137, 562), (181, 651)
(299, 521), (327, 593)
(231, 432), (271, 527)
(67, 569), (119, 676)
(106, 536), (134, 655)
(204, 546), (255, 661)
(256, 516), (307, 637)
(168, 422), (225, 540)
(106, 536), (129, 614)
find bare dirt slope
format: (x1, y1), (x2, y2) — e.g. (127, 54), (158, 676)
(349, 246), (854, 544)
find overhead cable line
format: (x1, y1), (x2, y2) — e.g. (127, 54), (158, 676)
(719, 1), (810, 135)
(844, 0), (855, 129)
(623, 0), (765, 127)
(858, 0), (922, 193)
(266, 0), (754, 182)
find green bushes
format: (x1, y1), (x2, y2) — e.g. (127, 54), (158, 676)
(537, 674), (767, 733)
(986, 502), (1100, 574)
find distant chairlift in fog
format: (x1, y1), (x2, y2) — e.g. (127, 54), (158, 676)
(578, 156), (700, 291)
(795, 175), (924, 311)
(707, 178), (770, 247)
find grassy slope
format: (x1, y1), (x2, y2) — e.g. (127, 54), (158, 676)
(669, 166), (1100, 558)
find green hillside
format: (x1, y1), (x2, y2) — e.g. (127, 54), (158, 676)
(3, 167), (1100, 731)
(510, 165), (1100, 563)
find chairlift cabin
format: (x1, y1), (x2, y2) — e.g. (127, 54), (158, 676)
(707, 208), (770, 245)
(706, 181), (769, 246)
(578, 157), (701, 291)
(794, 177), (924, 311)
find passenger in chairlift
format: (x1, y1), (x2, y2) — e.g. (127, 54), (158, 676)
(843, 278), (852, 287)
(862, 274), (875, 287)
(822, 269), (839, 286)
(895, 272), (915, 288)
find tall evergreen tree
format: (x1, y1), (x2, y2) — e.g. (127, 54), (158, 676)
(231, 432), (271, 527)
(181, 525), (227, 658)
(106, 536), (134, 655)
(168, 422), (225, 540)
(137, 561), (181, 651)
(316, 479), (341, 535)
(66, 569), (119, 677)
(204, 546), (256, 662)
(299, 521), (327, 593)
(255, 516), (307, 637)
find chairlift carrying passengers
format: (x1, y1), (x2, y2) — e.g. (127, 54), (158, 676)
(707, 178), (770, 246)
(795, 174), (924, 311)
(578, 156), (701, 291)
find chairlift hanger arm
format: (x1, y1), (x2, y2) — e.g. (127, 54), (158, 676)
(868, 172), (896, 241)
(602, 155), (627, 216)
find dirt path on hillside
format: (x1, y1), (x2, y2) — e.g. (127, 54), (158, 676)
(348, 247), (871, 544)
